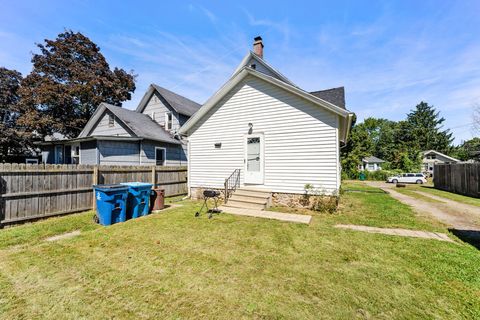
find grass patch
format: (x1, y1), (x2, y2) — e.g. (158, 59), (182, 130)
(394, 187), (444, 204)
(0, 211), (99, 250)
(0, 191), (479, 319)
(411, 185), (480, 207)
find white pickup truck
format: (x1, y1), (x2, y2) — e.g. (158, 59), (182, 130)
(386, 173), (427, 184)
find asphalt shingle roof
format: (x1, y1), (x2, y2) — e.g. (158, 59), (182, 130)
(103, 103), (180, 145)
(152, 84), (201, 117)
(309, 87), (346, 109)
(363, 156), (386, 163)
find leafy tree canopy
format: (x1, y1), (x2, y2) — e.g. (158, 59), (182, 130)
(0, 67), (31, 161)
(18, 30), (136, 138)
(341, 102), (455, 178)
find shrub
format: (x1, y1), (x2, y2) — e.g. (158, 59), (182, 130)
(362, 169), (402, 181)
(303, 184), (339, 213)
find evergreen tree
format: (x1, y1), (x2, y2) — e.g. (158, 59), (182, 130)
(406, 101), (453, 153)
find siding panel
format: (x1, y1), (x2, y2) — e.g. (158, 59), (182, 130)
(142, 92), (181, 132)
(90, 111), (132, 136)
(188, 75), (340, 194)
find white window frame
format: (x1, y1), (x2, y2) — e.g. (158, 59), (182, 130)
(165, 112), (172, 130)
(155, 147), (166, 166)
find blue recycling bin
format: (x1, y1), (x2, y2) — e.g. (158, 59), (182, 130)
(120, 182), (153, 219)
(93, 184), (129, 226)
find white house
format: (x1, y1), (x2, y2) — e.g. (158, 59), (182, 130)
(179, 37), (353, 209)
(422, 150), (459, 177)
(361, 156), (386, 171)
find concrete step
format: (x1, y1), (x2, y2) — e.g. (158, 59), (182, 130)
(229, 194), (268, 204)
(225, 199), (267, 210)
(235, 188), (271, 198)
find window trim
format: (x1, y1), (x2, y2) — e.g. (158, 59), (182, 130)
(155, 147), (166, 166)
(165, 112), (172, 130)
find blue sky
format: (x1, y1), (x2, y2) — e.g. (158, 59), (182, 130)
(1, 0), (479, 143)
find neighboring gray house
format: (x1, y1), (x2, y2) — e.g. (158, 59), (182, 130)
(179, 36), (354, 202)
(422, 150), (460, 177)
(40, 85), (201, 166)
(361, 156), (386, 172)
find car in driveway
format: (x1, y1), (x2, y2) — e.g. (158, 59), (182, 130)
(386, 173), (427, 184)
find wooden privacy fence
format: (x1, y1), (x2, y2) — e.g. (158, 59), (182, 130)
(434, 163), (480, 198)
(0, 164), (187, 226)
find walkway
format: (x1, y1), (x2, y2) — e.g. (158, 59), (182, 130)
(334, 224), (453, 242)
(218, 206), (312, 224)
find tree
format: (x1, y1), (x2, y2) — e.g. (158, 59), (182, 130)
(17, 30), (136, 138)
(0, 67), (31, 161)
(453, 137), (480, 161)
(406, 101), (453, 153)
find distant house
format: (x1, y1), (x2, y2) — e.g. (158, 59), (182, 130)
(361, 156), (386, 172)
(39, 85), (201, 166)
(422, 150), (459, 177)
(179, 36), (353, 204)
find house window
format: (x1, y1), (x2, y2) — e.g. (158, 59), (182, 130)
(367, 164), (375, 170)
(155, 148), (166, 166)
(165, 112), (172, 130)
(72, 146), (80, 164)
(108, 114), (114, 127)
(55, 145), (64, 164)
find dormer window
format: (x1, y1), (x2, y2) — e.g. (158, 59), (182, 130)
(165, 112), (172, 130)
(108, 114), (114, 127)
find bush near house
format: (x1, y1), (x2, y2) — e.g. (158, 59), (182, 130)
(363, 169), (403, 181)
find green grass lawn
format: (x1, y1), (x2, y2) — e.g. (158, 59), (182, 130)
(1, 187), (479, 319)
(410, 184), (480, 207)
(393, 187), (444, 204)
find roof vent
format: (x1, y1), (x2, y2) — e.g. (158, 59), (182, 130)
(250, 63), (256, 69)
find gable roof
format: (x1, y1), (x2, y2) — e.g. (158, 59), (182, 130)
(232, 51), (297, 87)
(179, 67), (354, 142)
(310, 87), (346, 109)
(136, 84), (201, 117)
(422, 150), (460, 162)
(78, 103), (180, 144)
(363, 156), (385, 163)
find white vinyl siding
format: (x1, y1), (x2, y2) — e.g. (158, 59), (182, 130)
(141, 92), (181, 132)
(245, 57), (281, 80)
(187, 75), (340, 194)
(90, 111), (131, 136)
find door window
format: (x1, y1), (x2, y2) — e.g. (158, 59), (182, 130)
(247, 137), (260, 172)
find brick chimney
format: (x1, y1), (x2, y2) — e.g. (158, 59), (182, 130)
(253, 36), (264, 59)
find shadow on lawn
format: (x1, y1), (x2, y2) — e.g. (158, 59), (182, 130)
(449, 229), (480, 249)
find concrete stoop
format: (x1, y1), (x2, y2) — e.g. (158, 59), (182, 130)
(223, 187), (272, 210)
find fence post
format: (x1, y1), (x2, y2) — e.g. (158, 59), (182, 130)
(151, 166), (156, 187)
(92, 165), (99, 210)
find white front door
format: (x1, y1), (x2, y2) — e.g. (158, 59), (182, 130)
(244, 134), (264, 184)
